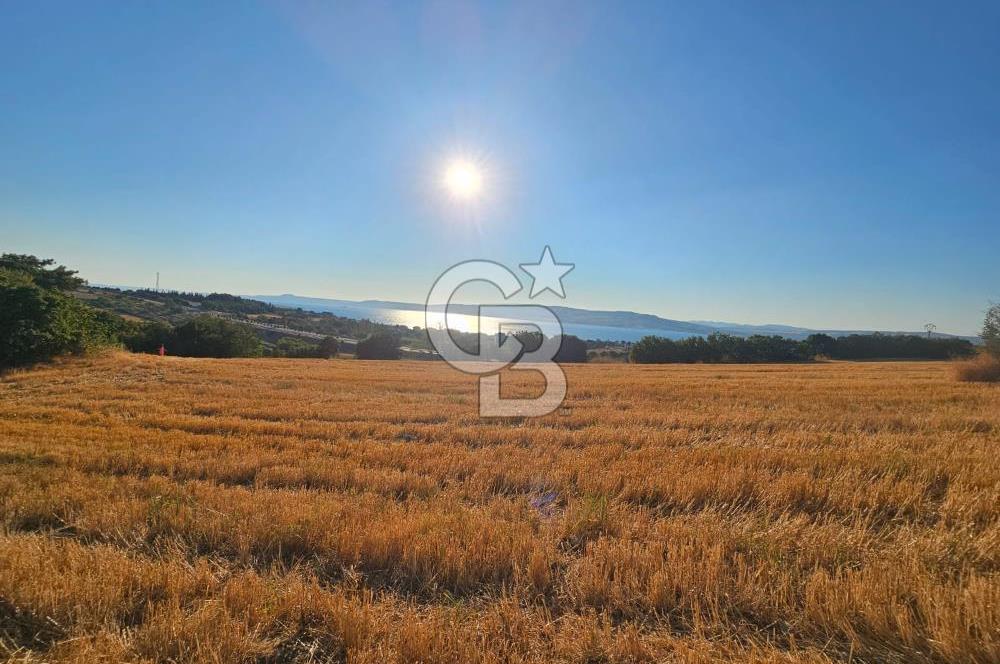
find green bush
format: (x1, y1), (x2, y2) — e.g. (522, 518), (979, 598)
(270, 336), (339, 358)
(356, 332), (400, 360)
(169, 316), (263, 358)
(501, 331), (588, 363)
(0, 259), (116, 369)
(272, 337), (319, 358)
(317, 336), (339, 358)
(554, 334), (588, 363)
(121, 321), (174, 354)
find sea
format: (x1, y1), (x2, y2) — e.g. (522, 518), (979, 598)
(262, 299), (690, 343)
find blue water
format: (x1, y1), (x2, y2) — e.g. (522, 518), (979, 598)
(271, 301), (688, 342)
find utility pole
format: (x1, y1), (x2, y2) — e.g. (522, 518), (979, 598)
(924, 323), (936, 338)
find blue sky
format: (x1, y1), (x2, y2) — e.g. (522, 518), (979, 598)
(2, 1), (998, 335)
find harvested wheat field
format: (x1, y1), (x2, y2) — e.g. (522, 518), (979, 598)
(0, 352), (997, 663)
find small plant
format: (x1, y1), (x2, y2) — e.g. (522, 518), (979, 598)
(954, 353), (1000, 383)
(560, 495), (613, 550)
(954, 305), (1000, 383)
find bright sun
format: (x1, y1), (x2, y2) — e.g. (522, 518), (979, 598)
(442, 160), (483, 200)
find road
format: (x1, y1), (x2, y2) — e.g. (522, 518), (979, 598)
(211, 313), (436, 355)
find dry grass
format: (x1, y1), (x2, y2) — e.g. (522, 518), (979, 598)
(0, 352), (997, 663)
(954, 354), (1000, 383)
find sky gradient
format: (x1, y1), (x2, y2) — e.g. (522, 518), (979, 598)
(2, 1), (998, 335)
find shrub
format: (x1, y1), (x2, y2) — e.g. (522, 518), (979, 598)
(504, 332), (588, 363)
(356, 333), (400, 360)
(121, 321), (174, 354)
(554, 334), (588, 363)
(317, 336), (339, 358)
(169, 316), (263, 358)
(0, 263), (115, 369)
(272, 337), (324, 358)
(953, 354), (1000, 383)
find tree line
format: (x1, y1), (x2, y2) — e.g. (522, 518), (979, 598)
(0, 253), (343, 367)
(89, 285), (432, 352)
(121, 317), (338, 359)
(629, 331), (977, 364)
(126, 289), (276, 315)
(3, 252), (995, 369)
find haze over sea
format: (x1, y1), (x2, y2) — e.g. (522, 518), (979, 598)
(252, 297), (681, 342)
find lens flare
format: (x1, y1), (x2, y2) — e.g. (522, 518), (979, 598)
(442, 160), (483, 200)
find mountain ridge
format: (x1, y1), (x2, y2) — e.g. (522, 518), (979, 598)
(250, 293), (979, 342)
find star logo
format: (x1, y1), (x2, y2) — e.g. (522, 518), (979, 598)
(520, 246), (574, 298)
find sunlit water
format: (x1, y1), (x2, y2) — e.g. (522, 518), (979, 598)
(279, 301), (690, 342)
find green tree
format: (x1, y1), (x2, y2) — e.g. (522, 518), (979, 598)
(983, 304), (1000, 359)
(317, 336), (340, 358)
(273, 337), (321, 358)
(805, 333), (837, 358)
(170, 316), (262, 358)
(0, 268), (110, 368)
(0, 254), (84, 291)
(121, 321), (174, 354)
(356, 332), (400, 360)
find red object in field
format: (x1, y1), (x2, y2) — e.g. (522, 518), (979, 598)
(158, 345), (166, 357)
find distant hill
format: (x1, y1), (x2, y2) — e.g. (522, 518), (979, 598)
(73, 286), (438, 353)
(251, 294), (980, 343)
(86, 286), (978, 345)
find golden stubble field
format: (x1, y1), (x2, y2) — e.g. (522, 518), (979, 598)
(0, 352), (997, 663)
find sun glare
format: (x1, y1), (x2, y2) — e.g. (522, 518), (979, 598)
(443, 160), (483, 200)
